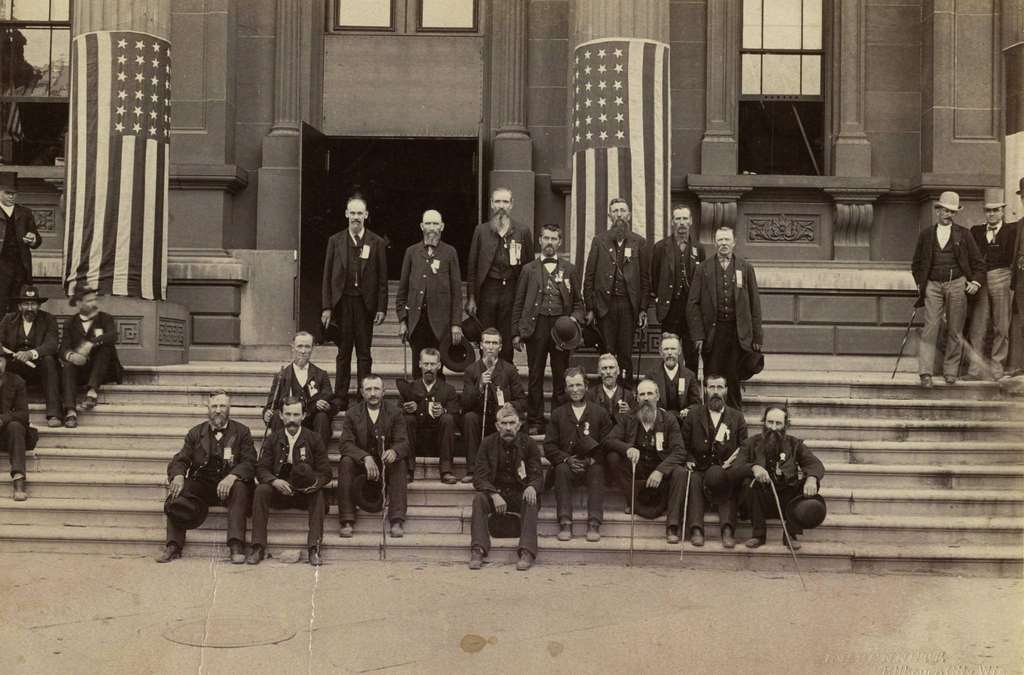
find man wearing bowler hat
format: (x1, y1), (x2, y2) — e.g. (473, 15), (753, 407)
(646, 332), (701, 424)
(0, 285), (61, 427)
(261, 331), (336, 448)
(651, 205), (705, 372)
(157, 391), (257, 564)
(911, 191), (986, 386)
(587, 352), (635, 426)
(59, 286), (123, 428)
(0, 171), (42, 314)
(512, 223), (585, 433)
(469, 404), (544, 571)
(399, 348), (461, 484)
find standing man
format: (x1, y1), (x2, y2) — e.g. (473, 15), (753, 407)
(1012, 179), (1024, 371)
(967, 188), (1018, 381)
(397, 209), (464, 378)
(586, 352), (635, 426)
(0, 356), (31, 502)
(647, 332), (701, 424)
(466, 187), (535, 363)
(0, 172), (42, 314)
(911, 191), (985, 387)
(652, 205), (705, 372)
(262, 331), (336, 448)
(512, 223), (585, 433)
(399, 348), (460, 484)
(584, 198), (651, 384)
(321, 195), (387, 409)
(58, 286), (123, 428)
(687, 225), (763, 410)
(0, 285), (61, 427)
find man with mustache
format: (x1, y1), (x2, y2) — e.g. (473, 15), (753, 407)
(647, 333), (701, 423)
(651, 205), (705, 372)
(461, 327), (527, 484)
(466, 187), (535, 364)
(58, 286), (123, 428)
(397, 209), (464, 378)
(586, 352), (635, 426)
(738, 406), (826, 549)
(0, 172), (42, 314)
(512, 223), (585, 433)
(250, 396), (333, 565)
(584, 198), (651, 384)
(337, 374), (410, 538)
(158, 391), (256, 564)
(399, 348), (461, 484)
(468, 404), (544, 571)
(0, 285), (61, 427)
(262, 331), (336, 448)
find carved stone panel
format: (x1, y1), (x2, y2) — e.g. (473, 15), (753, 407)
(31, 208), (57, 234)
(747, 214), (817, 243)
(159, 317), (186, 347)
(117, 318), (143, 346)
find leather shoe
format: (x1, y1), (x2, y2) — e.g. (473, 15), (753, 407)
(782, 533), (802, 550)
(468, 547), (484, 570)
(246, 545), (265, 565)
(689, 528), (705, 547)
(338, 522), (354, 538)
(721, 526), (736, 549)
(516, 550), (534, 571)
(441, 472), (457, 485)
(156, 543), (181, 563)
(229, 541), (246, 564)
(390, 521), (405, 538)
(666, 526), (681, 544)
(920, 375), (933, 389)
(944, 375), (957, 385)
(745, 537), (765, 549)
(460, 473), (474, 484)
(64, 413), (78, 428)
(12, 477), (27, 502)
(46, 416), (62, 428)
(308, 547), (322, 566)
(557, 522), (572, 541)
(585, 522), (601, 542)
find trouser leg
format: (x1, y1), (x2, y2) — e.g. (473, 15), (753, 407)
(585, 461), (605, 524)
(707, 322), (742, 409)
(251, 483), (275, 547)
(85, 344), (115, 391)
(352, 300), (373, 392)
(305, 490), (326, 548)
(665, 466), (688, 528)
(224, 479), (251, 546)
(61, 361), (81, 412)
(436, 413), (456, 474)
(470, 492), (493, 555)
(684, 470), (707, 532)
(335, 296), (358, 404)
(463, 411), (491, 473)
(305, 411), (334, 450)
(604, 449), (632, 494)
(919, 281), (944, 376)
(37, 356), (62, 418)
(552, 462), (574, 523)
(968, 282), (993, 377)
(336, 455), (359, 523)
(988, 269), (1012, 378)
(386, 459), (408, 522)
(478, 279), (517, 364)
(743, 483), (772, 538)
(549, 340), (570, 411)
(525, 321), (550, 425)
(943, 278), (968, 377)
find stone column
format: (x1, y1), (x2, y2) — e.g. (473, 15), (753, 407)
(699, 0), (739, 175)
(570, 0), (669, 45)
(74, 0), (169, 35)
(1004, 0), (1024, 223)
(832, 0), (872, 177)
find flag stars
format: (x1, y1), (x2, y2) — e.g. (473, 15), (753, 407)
(135, 72), (144, 82)
(598, 49), (606, 58)
(615, 112), (624, 122)
(614, 48), (623, 57)
(597, 64), (606, 73)
(152, 42), (161, 52)
(133, 106), (143, 116)
(615, 96), (624, 105)
(614, 63), (623, 73)
(116, 105), (125, 116)
(149, 126), (157, 135)
(584, 82), (592, 91)
(114, 122), (124, 132)
(584, 98), (592, 107)
(584, 50), (591, 59)
(585, 131), (593, 140)
(613, 81), (622, 90)
(134, 90), (144, 100)
(149, 110), (158, 119)
(599, 131), (608, 140)
(151, 58), (159, 68)
(584, 66), (591, 75)
(117, 54), (127, 64)
(117, 90), (127, 100)
(117, 72), (127, 81)
(598, 81), (607, 90)
(132, 122), (141, 132)
(135, 55), (145, 65)
(616, 130), (625, 140)
(598, 97), (606, 106)
(599, 113), (607, 122)
(150, 76), (159, 86)
(150, 93), (159, 102)
(135, 40), (144, 50)
(117, 38), (127, 49)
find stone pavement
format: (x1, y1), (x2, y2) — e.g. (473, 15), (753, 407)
(0, 552), (1020, 675)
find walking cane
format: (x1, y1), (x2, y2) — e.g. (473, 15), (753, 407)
(628, 454), (638, 567)
(769, 480), (806, 591)
(259, 364), (287, 462)
(892, 305), (921, 379)
(679, 468), (692, 560)
(379, 431), (389, 561)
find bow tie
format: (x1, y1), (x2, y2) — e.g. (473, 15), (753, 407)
(543, 258), (558, 265)
(988, 225), (999, 231)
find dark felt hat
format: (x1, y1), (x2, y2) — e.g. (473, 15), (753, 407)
(580, 323), (606, 351)
(439, 331), (476, 372)
(289, 462), (325, 493)
(702, 464), (730, 492)
(461, 314), (484, 344)
(164, 491), (209, 530)
(576, 434), (600, 455)
(13, 285), (46, 303)
(68, 286), (99, 308)
(737, 349), (765, 381)
(395, 378), (416, 403)
(551, 316), (582, 351)
(632, 481), (666, 519)
(352, 472), (385, 513)
(318, 320), (340, 346)
(487, 511), (522, 539)
(0, 171), (16, 192)
(786, 494), (827, 530)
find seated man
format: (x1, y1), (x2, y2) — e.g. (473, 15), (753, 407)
(674, 374), (748, 548)
(604, 378), (688, 541)
(739, 406), (826, 549)
(250, 396), (333, 566)
(545, 367), (613, 542)
(0, 355), (30, 501)
(469, 404), (543, 571)
(58, 287), (123, 428)
(338, 374), (410, 538)
(586, 352), (635, 426)
(0, 285), (61, 427)
(461, 327), (526, 484)
(399, 347), (460, 484)
(646, 332), (700, 423)
(262, 331), (336, 448)
(157, 391), (256, 563)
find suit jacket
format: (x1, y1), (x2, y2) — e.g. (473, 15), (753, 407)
(0, 204), (42, 279)
(651, 234), (706, 322)
(473, 430), (545, 495)
(58, 311), (124, 381)
(396, 241), (462, 339)
(583, 230), (651, 317)
(167, 419), (257, 482)
(460, 358), (527, 416)
(340, 400), (410, 462)
(466, 218), (535, 303)
(736, 432), (825, 486)
(256, 426), (332, 485)
(647, 365), (701, 415)
(0, 309), (60, 357)
(664, 403), (748, 471)
(0, 372), (29, 429)
(511, 257), (586, 339)
(263, 362), (337, 418)
(586, 382), (636, 426)
(910, 224), (986, 300)
(605, 408), (683, 466)
(321, 227), (388, 314)
(398, 378), (461, 423)
(969, 220), (1019, 272)
(543, 401), (613, 465)
(686, 255), (763, 351)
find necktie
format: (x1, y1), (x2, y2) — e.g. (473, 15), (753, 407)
(543, 257), (557, 269)
(353, 235), (363, 251)
(988, 226), (998, 243)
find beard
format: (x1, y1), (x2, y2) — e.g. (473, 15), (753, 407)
(422, 370), (437, 384)
(708, 394), (725, 412)
(612, 218), (628, 235)
(209, 412), (227, 427)
(638, 400), (658, 426)
(423, 232), (441, 246)
(663, 356), (677, 369)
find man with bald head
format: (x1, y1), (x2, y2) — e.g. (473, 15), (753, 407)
(397, 209), (464, 378)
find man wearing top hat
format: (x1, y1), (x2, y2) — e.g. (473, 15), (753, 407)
(0, 285), (61, 427)
(651, 205), (705, 373)
(0, 355), (31, 502)
(512, 223), (585, 434)
(911, 191), (986, 386)
(397, 209), (464, 379)
(262, 331), (336, 448)
(58, 286), (123, 428)
(967, 188), (1019, 381)
(544, 367), (613, 542)
(586, 352), (635, 426)
(399, 347), (461, 484)
(466, 187), (535, 364)
(0, 171), (42, 314)
(337, 374), (410, 538)
(646, 332), (701, 424)
(157, 391), (257, 564)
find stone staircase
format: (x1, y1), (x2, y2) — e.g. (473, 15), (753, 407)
(0, 352), (1022, 578)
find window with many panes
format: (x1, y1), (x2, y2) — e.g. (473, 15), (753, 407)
(739, 0), (825, 176)
(0, 0), (71, 166)
(334, 0), (477, 33)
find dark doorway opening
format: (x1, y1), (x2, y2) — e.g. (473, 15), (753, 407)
(299, 133), (479, 334)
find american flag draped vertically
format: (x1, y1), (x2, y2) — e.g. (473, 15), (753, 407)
(64, 31), (171, 300)
(570, 38), (670, 266)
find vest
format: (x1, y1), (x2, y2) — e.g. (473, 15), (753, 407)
(715, 258), (737, 322)
(343, 235), (363, 296)
(538, 264), (566, 316)
(929, 235), (962, 282)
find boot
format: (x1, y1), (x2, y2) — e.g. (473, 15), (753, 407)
(557, 522), (572, 541)
(12, 477), (27, 502)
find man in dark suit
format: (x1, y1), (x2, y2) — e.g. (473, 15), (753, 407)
(337, 374), (410, 538)
(512, 223), (585, 432)
(466, 187), (535, 363)
(647, 332), (701, 423)
(469, 404), (544, 571)
(911, 191), (985, 386)
(651, 205), (705, 372)
(0, 285), (61, 427)
(586, 352), (635, 426)
(687, 225), (763, 409)
(399, 347), (460, 484)
(261, 331), (336, 448)
(461, 328), (527, 484)
(157, 391), (257, 564)
(0, 356), (31, 501)
(0, 172), (42, 314)
(58, 287), (122, 428)
(397, 209), (464, 378)
(321, 195), (388, 408)
(250, 396), (333, 566)
(545, 367), (613, 542)
(584, 198), (651, 384)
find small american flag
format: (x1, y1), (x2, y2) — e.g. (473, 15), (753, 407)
(64, 31), (171, 300)
(570, 38), (670, 266)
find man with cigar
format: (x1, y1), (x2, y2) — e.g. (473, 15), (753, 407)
(651, 205), (705, 372)
(587, 352), (635, 426)
(58, 286), (122, 428)
(337, 374), (410, 538)
(469, 404), (544, 571)
(467, 187), (534, 364)
(0, 171), (43, 314)
(157, 391), (256, 564)
(262, 331), (336, 448)
(399, 347), (460, 484)
(0, 285), (61, 427)
(646, 332), (701, 423)
(250, 396), (333, 566)
(545, 367), (614, 542)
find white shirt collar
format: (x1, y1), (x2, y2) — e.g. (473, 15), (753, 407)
(367, 406), (381, 423)
(603, 384), (618, 399)
(709, 409), (723, 425)
(571, 402), (587, 419)
(0, 204), (13, 217)
(664, 364), (679, 380)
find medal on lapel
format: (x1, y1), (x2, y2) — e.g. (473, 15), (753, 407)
(308, 381), (318, 397)
(624, 247), (632, 260)
(655, 431), (664, 451)
(431, 258), (440, 274)
(715, 424), (731, 442)
(360, 244), (371, 260)
(517, 460), (527, 480)
(583, 421), (590, 436)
